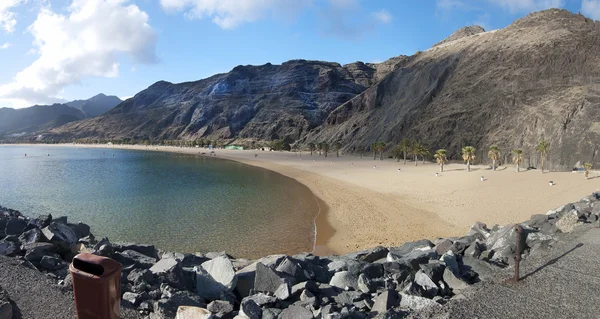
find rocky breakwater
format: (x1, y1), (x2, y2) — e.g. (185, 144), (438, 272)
(1, 193), (599, 319)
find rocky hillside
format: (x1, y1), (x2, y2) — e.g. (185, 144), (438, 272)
(51, 9), (600, 170)
(0, 94), (121, 135)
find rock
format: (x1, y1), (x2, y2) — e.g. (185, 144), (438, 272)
(114, 250), (157, 269)
(53, 216), (68, 224)
(467, 222), (491, 239)
(41, 222), (78, 246)
(413, 270), (438, 298)
(0, 301), (11, 319)
(357, 273), (376, 293)
(360, 263), (384, 280)
(240, 299), (262, 319)
(291, 281), (319, 296)
(207, 300), (234, 315)
(342, 246), (389, 262)
(439, 251), (460, 275)
(460, 257), (498, 281)
(327, 258), (361, 273)
(261, 308), (282, 319)
(37, 214), (53, 228)
(526, 214), (549, 229)
(40, 255), (63, 270)
(123, 292), (146, 307)
(449, 240), (469, 255)
(68, 222), (91, 239)
(115, 243), (159, 260)
(464, 241), (485, 259)
(419, 262), (445, 283)
(234, 255), (286, 298)
(433, 239), (453, 255)
(0, 240), (18, 257)
(128, 268), (154, 285)
(388, 239), (434, 256)
(195, 256), (237, 300)
(5, 218), (28, 236)
(332, 290), (363, 306)
(253, 262), (286, 294)
(525, 232), (555, 248)
(389, 249), (438, 270)
(279, 305), (313, 319)
(92, 237), (114, 257)
(24, 243), (57, 264)
(399, 293), (441, 311)
(18, 228), (43, 247)
(329, 271), (359, 290)
(151, 257), (185, 289)
(205, 251), (233, 260)
(276, 257), (301, 278)
(181, 254), (210, 268)
(243, 293), (276, 307)
(555, 212), (579, 233)
(442, 268), (469, 292)
(370, 290), (400, 314)
(175, 306), (213, 319)
(169, 291), (207, 308)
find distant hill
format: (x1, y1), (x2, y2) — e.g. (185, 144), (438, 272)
(0, 94), (121, 135)
(49, 9), (600, 170)
(66, 93), (122, 118)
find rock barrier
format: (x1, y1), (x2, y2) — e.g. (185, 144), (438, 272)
(1, 192), (599, 318)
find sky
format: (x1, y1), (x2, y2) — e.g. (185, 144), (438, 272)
(0, 0), (596, 108)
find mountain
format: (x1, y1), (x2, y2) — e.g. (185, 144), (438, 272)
(66, 93), (122, 118)
(51, 9), (600, 170)
(0, 94), (121, 135)
(0, 104), (86, 135)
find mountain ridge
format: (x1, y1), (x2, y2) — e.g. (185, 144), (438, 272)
(45, 8), (600, 169)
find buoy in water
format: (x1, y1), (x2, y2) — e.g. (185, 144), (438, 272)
(24, 153), (27, 156)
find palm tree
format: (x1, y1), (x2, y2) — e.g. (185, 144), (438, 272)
(399, 138), (412, 165)
(392, 145), (403, 162)
(378, 142), (386, 160)
(371, 142), (378, 160)
(434, 149), (447, 172)
(322, 142), (330, 158)
(308, 142), (316, 156)
(462, 146), (476, 172)
(488, 145), (501, 171)
(334, 142), (343, 157)
(357, 145), (365, 158)
(512, 149), (523, 172)
(584, 162), (592, 180)
(536, 140), (550, 173)
(410, 142), (425, 166)
(419, 145), (430, 164)
(317, 142), (323, 155)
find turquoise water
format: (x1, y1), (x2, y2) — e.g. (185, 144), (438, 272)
(0, 145), (319, 258)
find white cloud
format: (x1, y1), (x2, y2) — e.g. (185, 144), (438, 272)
(160, 0), (311, 29)
(582, 0), (600, 20)
(0, 42), (12, 49)
(0, 0), (157, 107)
(372, 9), (392, 24)
(0, 0), (23, 33)
(487, 0), (564, 13)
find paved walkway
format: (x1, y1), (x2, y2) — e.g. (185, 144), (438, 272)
(419, 225), (600, 319)
(0, 256), (140, 319)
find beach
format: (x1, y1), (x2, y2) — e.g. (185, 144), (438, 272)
(9, 144), (600, 255)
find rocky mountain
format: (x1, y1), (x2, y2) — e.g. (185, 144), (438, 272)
(51, 9), (600, 170)
(66, 93), (122, 118)
(432, 25), (486, 47)
(0, 94), (121, 135)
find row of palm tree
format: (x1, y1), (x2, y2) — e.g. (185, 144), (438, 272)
(306, 142), (345, 158)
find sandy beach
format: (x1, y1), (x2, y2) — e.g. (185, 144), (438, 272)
(8, 144), (600, 255)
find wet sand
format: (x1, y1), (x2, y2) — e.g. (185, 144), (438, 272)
(11, 144), (600, 255)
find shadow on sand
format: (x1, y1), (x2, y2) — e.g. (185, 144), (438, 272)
(520, 243), (584, 281)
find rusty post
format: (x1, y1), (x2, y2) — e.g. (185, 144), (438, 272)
(513, 225), (523, 282)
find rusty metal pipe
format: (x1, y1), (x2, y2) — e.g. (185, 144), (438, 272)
(513, 225), (523, 282)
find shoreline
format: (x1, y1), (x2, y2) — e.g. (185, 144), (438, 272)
(4, 143), (600, 255)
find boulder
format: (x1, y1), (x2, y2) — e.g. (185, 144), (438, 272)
(276, 257), (301, 279)
(329, 271), (359, 290)
(0, 240), (18, 257)
(114, 250), (157, 269)
(360, 263), (384, 280)
(464, 241), (485, 259)
(128, 268), (154, 285)
(41, 222), (78, 246)
(234, 255), (286, 298)
(370, 290), (400, 314)
(68, 222), (91, 239)
(24, 243), (57, 264)
(388, 249), (438, 270)
(399, 293), (441, 311)
(291, 281), (319, 297)
(439, 251), (460, 275)
(526, 214), (549, 229)
(37, 214), (53, 228)
(18, 228), (43, 247)
(467, 222), (491, 239)
(388, 239), (434, 256)
(297, 289), (318, 308)
(341, 246), (389, 262)
(240, 299), (262, 319)
(181, 254), (209, 268)
(115, 243), (159, 260)
(40, 255), (64, 270)
(525, 232), (555, 248)
(279, 305), (312, 319)
(92, 237), (114, 257)
(151, 257), (185, 289)
(261, 308), (282, 319)
(332, 290), (363, 306)
(175, 306), (213, 319)
(195, 256), (237, 300)
(253, 262), (286, 294)
(327, 258), (361, 273)
(205, 251), (233, 260)
(357, 273), (376, 293)
(5, 218), (28, 236)
(206, 300), (234, 316)
(419, 262), (445, 283)
(460, 257), (499, 281)
(555, 212), (579, 233)
(243, 293), (276, 307)
(433, 239), (453, 255)
(413, 270), (438, 298)
(442, 268), (469, 292)
(122, 292), (149, 307)
(53, 216), (68, 224)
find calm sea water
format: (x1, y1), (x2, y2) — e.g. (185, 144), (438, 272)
(0, 145), (319, 258)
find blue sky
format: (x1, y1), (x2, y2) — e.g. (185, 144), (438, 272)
(0, 0), (595, 108)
